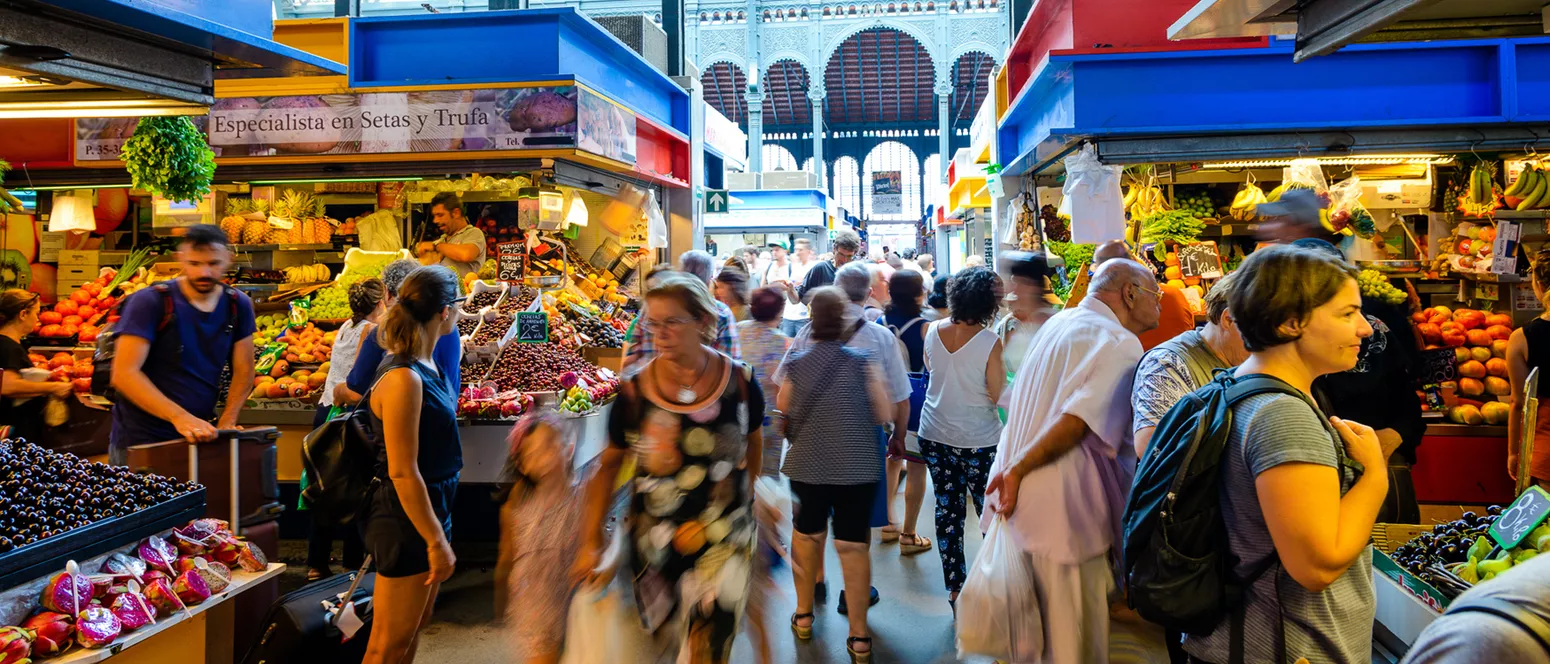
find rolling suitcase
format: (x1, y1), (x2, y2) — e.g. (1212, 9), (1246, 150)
(125, 427), (283, 527)
(242, 559), (376, 664)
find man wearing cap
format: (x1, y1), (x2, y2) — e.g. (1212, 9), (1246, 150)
(1256, 187), (1340, 245)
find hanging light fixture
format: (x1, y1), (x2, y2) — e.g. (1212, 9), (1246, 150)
(565, 191), (589, 228)
(48, 190), (97, 233)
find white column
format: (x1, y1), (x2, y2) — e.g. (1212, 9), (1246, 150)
(744, 0), (762, 174)
(936, 80), (951, 183)
(809, 85), (826, 189)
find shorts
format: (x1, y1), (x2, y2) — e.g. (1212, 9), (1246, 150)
(789, 480), (880, 544)
(361, 474), (459, 578)
(897, 432), (925, 465)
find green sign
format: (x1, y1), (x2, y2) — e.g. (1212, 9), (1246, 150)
(705, 189), (729, 214)
(515, 311), (549, 343)
(1489, 485), (1550, 549)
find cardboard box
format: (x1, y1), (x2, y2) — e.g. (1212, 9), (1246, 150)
(1371, 523), (1450, 612)
(57, 264), (98, 284)
(57, 249), (99, 266)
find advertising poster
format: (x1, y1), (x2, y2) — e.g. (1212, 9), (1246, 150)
(576, 87), (636, 165)
(76, 86), (584, 161)
(872, 170), (902, 215)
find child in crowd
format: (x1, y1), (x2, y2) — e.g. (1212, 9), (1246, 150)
(494, 412), (587, 664)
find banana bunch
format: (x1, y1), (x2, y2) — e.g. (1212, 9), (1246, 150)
(283, 263), (332, 284)
(1229, 182), (1268, 220)
(1457, 163), (1502, 217)
(1124, 184), (1168, 219)
(1505, 164), (1549, 211)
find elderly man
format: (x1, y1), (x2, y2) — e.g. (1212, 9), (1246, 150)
(915, 253), (935, 278)
(1083, 239), (1194, 353)
(777, 260), (913, 612)
(624, 250), (740, 365)
(983, 258), (1161, 663)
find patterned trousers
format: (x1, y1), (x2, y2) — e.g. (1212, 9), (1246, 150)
(918, 439), (997, 593)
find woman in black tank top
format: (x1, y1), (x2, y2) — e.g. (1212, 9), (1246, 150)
(1506, 251), (1550, 489)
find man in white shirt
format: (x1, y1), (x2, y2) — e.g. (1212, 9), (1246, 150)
(776, 238), (818, 337)
(982, 259), (1161, 663)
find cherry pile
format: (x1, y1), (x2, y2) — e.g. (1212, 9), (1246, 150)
(462, 290), (502, 314)
(456, 318), (481, 337)
(461, 358), (491, 384)
(471, 314), (513, 345)
(490, 341), (597, 392)
(0, 439), (201, 553)
(497, 286), (540, 314)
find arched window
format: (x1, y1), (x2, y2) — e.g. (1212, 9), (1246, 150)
(923, 153), (945, 213)
(862, 141), (921, 221)
(762, 144), (799, 171)
(832, 156), (862, 216)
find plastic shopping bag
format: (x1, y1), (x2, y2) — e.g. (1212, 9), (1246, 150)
(955, 515), (1044, 661)
(559, 587), (632, 664)
(1062, 143), (1125, 244)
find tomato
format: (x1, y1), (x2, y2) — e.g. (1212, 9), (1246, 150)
(55, 300), (78, 316)
(71, 290), (91, 305)
(61, 323), (80, 337)
(62, 315), (83, 327)
(83, 282), (101, 296)
(1442, 329), (1468, 348)
(48, 367), (71, 382)
(39, 324), (62, 337)
(73, 363), (94, 378)
(77, 305), (96, 319)
(72, 377), (92, 393)
(38, 311), (62, 324)
(47, 353), (72, 368)
(27, 352), (44, 364)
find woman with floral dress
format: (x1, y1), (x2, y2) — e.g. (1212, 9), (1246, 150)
(574, 271), (764, 664)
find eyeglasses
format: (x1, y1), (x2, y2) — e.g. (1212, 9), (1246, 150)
(1133, 283), (1163, 301)
(641, 316), (698, 332)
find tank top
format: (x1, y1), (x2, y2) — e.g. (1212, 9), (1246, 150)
(320, 318), (370, 407)
(369, 356), (463, 482)
(919, 320), (1003, 448)
(1523, 318), (1550, 398)
(883, 309), (928, 373)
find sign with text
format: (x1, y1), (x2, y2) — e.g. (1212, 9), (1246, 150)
(871, 171), (902, 215)
(75, 86), (608, 161)
(1488, 485), (1550, 548)
(496, 241), (525, 283)
(515, 310), (550, 343)
(1178, 242), (1224, 279)
(1491, 221), (1521, 275)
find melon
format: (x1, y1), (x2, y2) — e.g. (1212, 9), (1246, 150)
(27, 262), (56, 304)
(1, 213), (38, 263)
(1459, 377), (1486, 397)
(1482, 401), (1512, 425)
(93, 189), (129, 234)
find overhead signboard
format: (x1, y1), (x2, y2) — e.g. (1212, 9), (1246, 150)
(704, 206), (825, 231)
(703, 103), (747, 170)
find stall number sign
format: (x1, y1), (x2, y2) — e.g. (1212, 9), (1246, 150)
(496, 241), (525, 283)
(1489, 485), (1550, 548)
(1178, 242), (1224, 279)
(515, 311), (549, 343)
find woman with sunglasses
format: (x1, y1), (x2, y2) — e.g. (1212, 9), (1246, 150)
(360, 266), (464, 664)
(0, 289), (72, 443)
(574, 271), (764, 664)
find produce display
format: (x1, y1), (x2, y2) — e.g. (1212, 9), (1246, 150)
(1172, 190), (1216, 220)
(1456, 162), (1504, 217)
(280, 264), (332, 284)
(496, 285), (540, 313)
(27, 352), (94, 393)
(545, 292), (625, 348)
(1123, 181), (1168, 220)
(456, 384), (534, 420)
(463, 289), (502, 314)
(219, 191), (336, 246)
(1504, 164), (1549, 210)
(1357, 269), (1409, 305)
(1386, 506), (1548, 599)
(488, 340), (600, 393)
(1, 517), (266, 659)
(470, 314), (513, 347)
(456, 318), (480, 337)
(1228, 182), (1268, 220)
(0, 440), (200, 552)
(1432, 220), (1498, 275)
(1409, 305), (1515, 424)
(31, 250), (156, 343)
(307, 252), (398, 320)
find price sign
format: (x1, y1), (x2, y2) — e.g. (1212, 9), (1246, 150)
(1418, 347), (1460, 385)
(1491, 221), (1521, 275)
(496, 241), (525, 283)
(1178, 242), (1224, 279)
(1490, 485), (1550, 548)
(515, 311), (549, 343)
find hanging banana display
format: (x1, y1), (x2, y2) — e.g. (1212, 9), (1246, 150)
(1229, 181), (1268, 221)
(1504, 163), (1550, 211)
(1456, 162), (1503, 217)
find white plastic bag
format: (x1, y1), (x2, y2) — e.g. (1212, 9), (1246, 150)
(1061, 144), (1125, 244)
(644, 190), (668, 249)
(558, 587), (630, 664)
(955, 516), (1044, 661)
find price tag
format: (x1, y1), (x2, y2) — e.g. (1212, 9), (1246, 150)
(1177, 242), (1224, 279)
(515, 310), (549, 343)
(1489, 485), (1550, 549)
(1418, 347), (1459, 385)
(1491, 221), (1521, 275)
(496, 241), (525, 283)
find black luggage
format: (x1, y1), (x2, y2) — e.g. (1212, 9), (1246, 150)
(241, 560), (376, 664)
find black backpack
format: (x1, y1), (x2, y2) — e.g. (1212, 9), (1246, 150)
(300, 358), (408, 527)
(1122, 371), (1309, 661)
(90, 282), (241, 402)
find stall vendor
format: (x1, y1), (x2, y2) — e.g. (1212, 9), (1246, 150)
(416, 192), (487, 279)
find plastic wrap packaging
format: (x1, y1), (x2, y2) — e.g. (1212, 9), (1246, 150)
(357, 210), (404, 253)
(1061, 144), (1125, 244)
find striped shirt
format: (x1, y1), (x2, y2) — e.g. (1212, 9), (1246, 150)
(780, 342), (883, 485)
(1183, 393), (1375, 664)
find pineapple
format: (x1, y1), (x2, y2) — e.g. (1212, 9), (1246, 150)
(288, 221), (305, 244)
(219, 216), (245, 245)
(242, 220), (268, 244)
(263, 227), (288, 244)
(312, 218), (334, 243)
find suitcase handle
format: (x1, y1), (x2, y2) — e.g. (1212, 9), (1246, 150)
(128, 427), (280, 530)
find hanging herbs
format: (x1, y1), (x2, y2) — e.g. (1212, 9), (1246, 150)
(119, 116), (216, 203)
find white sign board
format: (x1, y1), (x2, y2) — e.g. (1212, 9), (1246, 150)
(1492, 220), (1521, 275)
(703, 103), (747, 170)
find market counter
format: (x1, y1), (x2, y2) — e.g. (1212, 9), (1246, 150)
(1413, 422), (1515, 505)
(247, 402), (614, 484)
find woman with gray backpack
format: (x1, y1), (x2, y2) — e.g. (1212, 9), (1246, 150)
(1123, 245), (1388, 664)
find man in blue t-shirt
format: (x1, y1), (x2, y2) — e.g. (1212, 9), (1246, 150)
(109, 225), (256, 464)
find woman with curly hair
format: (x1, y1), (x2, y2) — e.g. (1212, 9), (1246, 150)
(918, 267), (1006, 612)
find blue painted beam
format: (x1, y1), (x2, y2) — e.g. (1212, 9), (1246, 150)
(727, 188), (829, 210)
(349, 8), (689, 134)
(27, 0), (345, 77)
(997, 36), (1550, 175)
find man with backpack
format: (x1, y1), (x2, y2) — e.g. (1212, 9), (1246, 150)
(981, 258), (1161, 663)
(1131, 271), (1247, 458)
(108, 224), (257, 465)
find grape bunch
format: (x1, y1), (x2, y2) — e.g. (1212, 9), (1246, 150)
(1358, 269), (1408, 305)
(310, 284), (352, 319)
(472, 314), (514, 345)
(463, 290), (501, 314)
(574, 317), (623, 347)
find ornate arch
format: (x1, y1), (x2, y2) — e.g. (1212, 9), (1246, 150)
(821, 17), (939, 67)
(950, 43), (998, 63)
(762, 58), (812, 126)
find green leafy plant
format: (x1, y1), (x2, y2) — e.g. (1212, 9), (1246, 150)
(119, 116), (216, 203)
(1047, 240), (1095, 301)
(1139, 210), (1206, 247)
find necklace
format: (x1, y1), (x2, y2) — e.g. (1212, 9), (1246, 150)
(664, 352), (711, 403)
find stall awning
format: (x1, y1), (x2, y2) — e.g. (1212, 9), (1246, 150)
(0, 0), (345, 111)
(1169, 0), (1549, 62)
(999, 35), (1550, 175)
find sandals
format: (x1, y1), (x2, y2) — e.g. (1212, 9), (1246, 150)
(790, 612), (814, 641)
(879, 525), (900, 543)
(847, 636), (873, 663)
(899, 533), (933, 555)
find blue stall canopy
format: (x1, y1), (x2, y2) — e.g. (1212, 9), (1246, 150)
(0, 0), (345, 110)
(999, 36), (1550, 176)
(347, 8), (690, 137)
(705, 188), (829, 233)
